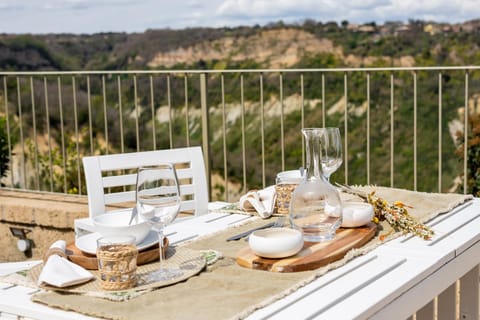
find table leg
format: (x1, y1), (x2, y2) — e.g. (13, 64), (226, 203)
(459, 265), (480, 320)
(437, 282), (457, 320)
(416, 300), (434, 319)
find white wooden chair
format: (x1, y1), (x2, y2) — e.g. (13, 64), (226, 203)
(74, 146), (208, 236)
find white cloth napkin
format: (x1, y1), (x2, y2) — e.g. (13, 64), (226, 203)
(239, 186), (276, 219)
(38, 240), (94, 288)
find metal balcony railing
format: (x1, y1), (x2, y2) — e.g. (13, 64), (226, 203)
(0, 67), (479, 201)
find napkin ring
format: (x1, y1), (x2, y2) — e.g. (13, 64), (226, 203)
(43, 248), (67, 262)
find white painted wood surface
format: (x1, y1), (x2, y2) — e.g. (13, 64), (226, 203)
(75, 146), (209, 236)
(1, 199), (480, 320)
(82, 146), (208, 217)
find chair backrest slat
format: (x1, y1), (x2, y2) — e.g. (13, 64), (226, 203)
(104, 191), (136, 205)
(102, 174), (137, 188)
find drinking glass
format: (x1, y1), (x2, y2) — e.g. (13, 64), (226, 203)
(319, 127), (343, 180)
(136, 163), (182, 282)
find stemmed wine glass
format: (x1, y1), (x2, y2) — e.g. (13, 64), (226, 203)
(136, 163), (183, 282)
(319, 127), (343, 181)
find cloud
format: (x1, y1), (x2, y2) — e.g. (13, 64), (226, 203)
(0, 0), (24, 10)
(370, 0), (480, 23)
(347, 0), (391, 10)
(216, 0), (314, 17)
(215, 0), (480, 25)
(37, 0), (139, 11)
(1, 0), (480, 34)
(187, 0), (204, 10)
(215, 0), (323, 26)
(214, 0), (395, 25)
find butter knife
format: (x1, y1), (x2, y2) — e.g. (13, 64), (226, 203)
(226, 222), (276, 241)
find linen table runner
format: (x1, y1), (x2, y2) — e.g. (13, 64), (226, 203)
(31, 187), (472, 320)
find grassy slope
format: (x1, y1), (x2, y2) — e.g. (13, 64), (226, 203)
(1, 21), (479, 194)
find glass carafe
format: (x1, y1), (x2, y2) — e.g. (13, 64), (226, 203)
(289, 128), (343, 242)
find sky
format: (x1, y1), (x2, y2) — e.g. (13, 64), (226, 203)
(0, 0), (479, 35)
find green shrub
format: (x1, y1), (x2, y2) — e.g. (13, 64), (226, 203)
(455, 114), (480, 196)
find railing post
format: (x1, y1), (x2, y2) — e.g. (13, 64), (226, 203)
(200, 73), (211, 200)
(344, 72), (349, 185)
(463, 71), (469, 195)
(3, 77), (13, 187)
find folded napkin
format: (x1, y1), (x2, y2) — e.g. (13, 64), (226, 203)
(38, 240), (94, 288)
(239, 186), (276, 219)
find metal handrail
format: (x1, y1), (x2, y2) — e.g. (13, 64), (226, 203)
(0, 66), (476, 200)
(2, 65), (480, 76)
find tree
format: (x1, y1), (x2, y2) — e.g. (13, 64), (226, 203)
(455, 113), (480, 196)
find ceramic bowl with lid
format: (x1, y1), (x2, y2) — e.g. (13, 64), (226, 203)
(92, 209), (151, 244)
(341, 202), (374, 228)
(249, 227), (304, 259)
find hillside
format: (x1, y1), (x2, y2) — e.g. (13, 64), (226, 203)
(1, 19), (480, 197)
(2, 19), (480, 71)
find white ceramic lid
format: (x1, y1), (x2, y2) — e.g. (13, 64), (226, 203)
(341, 202), (374, 228)
(249, 227), (304, 259)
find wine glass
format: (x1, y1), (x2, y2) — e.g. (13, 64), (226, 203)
(136, 163), (183, 282)
(319, 127), (343, 181)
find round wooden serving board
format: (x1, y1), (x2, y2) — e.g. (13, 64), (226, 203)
(66, 238), (168, 270)
(236, 223), (377, 273)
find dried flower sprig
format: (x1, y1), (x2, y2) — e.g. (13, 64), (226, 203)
(367, 191), (434, 240)
(335, 183), (434, 240)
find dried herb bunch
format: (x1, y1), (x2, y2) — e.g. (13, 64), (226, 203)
(335, 183), (434, 240)
(367, 191), (434, 240)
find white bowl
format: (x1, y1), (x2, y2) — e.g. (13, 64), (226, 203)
(249, 227), (304, 259)
(92, 210), (151, 244)
(341, 202), (374, 228)
(276, 170), (304, 184)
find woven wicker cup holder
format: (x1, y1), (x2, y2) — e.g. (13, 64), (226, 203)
(96, 242), (138, 291)
(275, 183), (298, 215)
(275, 170), (302, 215)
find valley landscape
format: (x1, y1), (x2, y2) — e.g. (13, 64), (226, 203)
(1, 19), (480, 199)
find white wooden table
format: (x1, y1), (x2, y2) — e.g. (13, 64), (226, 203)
(1, 200), (479, 320)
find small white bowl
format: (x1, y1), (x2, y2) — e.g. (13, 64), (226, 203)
(249, 227), (304, 259)
(276, 170), (304, 184)
(92, 210), (151, 244)
(341, 202), (374, 228)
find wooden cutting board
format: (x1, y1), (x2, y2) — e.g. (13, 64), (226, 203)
(236, 223), (377, 273)
(65, 238), (168, 270)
